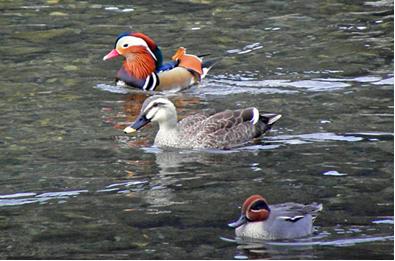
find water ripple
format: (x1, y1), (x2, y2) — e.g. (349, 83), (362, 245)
(264, 235), (394, 247)
(266, 132), (365, 144)
(0, 190), (88, 207)
(200, 74), (393, 96)
(95, 83), (129, 94)
(227, 42), (263, 55)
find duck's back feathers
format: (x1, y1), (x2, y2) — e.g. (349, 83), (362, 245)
(157, 60), (178, 72)
(271, 202), (323, 222)
(154, 52), (218, 90)
(178, 113), (209, 135)
(180, 108), (281, 149)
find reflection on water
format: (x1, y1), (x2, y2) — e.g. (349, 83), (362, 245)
(0, 0), (393, 259)
(227, 231), (394, 260)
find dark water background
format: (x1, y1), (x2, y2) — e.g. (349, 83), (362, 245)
(0, 0), (393, 259)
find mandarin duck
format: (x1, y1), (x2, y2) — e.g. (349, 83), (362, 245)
(123, 96), (282, 149)
(103, 32), (216, 91)
(228, 195), (323, 240)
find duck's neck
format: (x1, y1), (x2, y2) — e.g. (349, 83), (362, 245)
(154, 118), (180, 147)
(123, 47), (156, 79)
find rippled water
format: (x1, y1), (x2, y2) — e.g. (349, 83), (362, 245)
(0, 0), (393, 259)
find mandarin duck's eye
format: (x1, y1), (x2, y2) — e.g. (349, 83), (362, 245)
(123, 43), (129, 48)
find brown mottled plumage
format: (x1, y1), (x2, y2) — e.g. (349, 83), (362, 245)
(123, 96), (282, 149)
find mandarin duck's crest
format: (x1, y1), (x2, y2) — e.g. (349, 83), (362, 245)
(104, 32), (163, 68)
(103, 31), (217, 91)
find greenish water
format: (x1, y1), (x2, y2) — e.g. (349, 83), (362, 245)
(0, 0), (393, 259)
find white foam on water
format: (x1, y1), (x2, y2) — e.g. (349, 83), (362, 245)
(323, 170), (347, 176)
(0, 190), (88, 207)
(95, 83), (129, 94)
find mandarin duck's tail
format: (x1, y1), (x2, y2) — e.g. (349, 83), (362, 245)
(201, 57), (220, 79)
(172, 47), (219, 80)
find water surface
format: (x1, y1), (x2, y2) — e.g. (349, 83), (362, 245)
(0, 0), (393, 259)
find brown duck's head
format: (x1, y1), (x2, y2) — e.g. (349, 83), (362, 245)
(228, 194), (271, 228)
(124, 96), (177, 134)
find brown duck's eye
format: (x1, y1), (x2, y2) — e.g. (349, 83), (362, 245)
(123, 43), (129, 48)
(153, 102), (164, 107)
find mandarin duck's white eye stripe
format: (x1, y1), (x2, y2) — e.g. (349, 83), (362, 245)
(117, 36), (157, 61)
(146, 47), (158, 61)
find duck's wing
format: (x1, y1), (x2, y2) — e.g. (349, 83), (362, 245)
(178, 113), (208, 135)
(271, 202), (323, 222)
(199, 121), (258, 149)
(192, 108), (270, 148)
(202, 108), (258, 131)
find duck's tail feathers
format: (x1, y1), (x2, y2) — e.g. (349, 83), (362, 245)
(309, 203), (323, 222)
(197, 53), (211, 58)
(309, 202), (323, 213)
(201, 58), (220, 79)
(260, 113), (282, 126)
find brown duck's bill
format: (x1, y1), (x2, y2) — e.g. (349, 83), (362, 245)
(124, 115), (150, 134)
(228, 215), (248, 228)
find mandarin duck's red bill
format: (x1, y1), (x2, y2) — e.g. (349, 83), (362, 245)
(103, 32), (217, 91)
(103, 49), (120, 61)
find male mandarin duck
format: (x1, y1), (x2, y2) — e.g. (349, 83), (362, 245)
(228, 195), (322, 240)
(123, 96), (281, 149)
(103, 32), (216, 91)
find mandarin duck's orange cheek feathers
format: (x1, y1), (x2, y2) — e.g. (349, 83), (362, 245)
(130, 32), (163, 67)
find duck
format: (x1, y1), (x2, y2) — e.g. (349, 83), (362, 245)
(123, 95), (282, 149)
(103, 32), (217, 91)
(228, 195), (323, 240)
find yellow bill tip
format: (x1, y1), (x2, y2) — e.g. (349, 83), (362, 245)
(123, 126), (136, 134)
